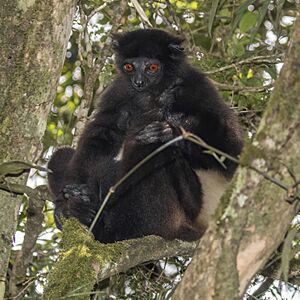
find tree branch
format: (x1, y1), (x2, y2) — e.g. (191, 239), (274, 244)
(96, 236), (197, 281)
(8, 186), (46, 299)
(211, 80), (274, 93)
(173, 13), (300, 300)
(204, 54), (284, 75)
(44, 219), (196, 300)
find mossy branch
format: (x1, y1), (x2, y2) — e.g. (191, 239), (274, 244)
(44, 219), (196, 300)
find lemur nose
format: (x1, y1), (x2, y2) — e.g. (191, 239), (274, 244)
(134, 80), (144, 87)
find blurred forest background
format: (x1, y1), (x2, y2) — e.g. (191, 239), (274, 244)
(3, 0), (300, 299)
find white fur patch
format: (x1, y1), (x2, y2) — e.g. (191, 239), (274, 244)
(114, 144), (124, 162)
(196, 169), (229, 228)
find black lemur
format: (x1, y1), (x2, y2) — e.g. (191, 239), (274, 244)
(48, 29), (243, 243)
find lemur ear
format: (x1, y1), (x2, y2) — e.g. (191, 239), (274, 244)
(111, 33), (122, 50)
(168, 34), (185, 58)
(168, 43), (185, 60)
(168, 43), (185, 53)
(112, 39), (119, 50)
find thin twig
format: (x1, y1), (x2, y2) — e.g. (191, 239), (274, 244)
(89, 129), (290, 234)
(212, 81), (274, 93)
(166, 0), (182, 32)
(184, 131), (289, 191)
(8, 275), (37, 300)
(246, 292), (260, 300)
(86, 3), (107, 24)
(77, 4), (85, 63)
(204, 54), (284, 75)
(88, 136), (183, 233)
(293, 180), (300, 188)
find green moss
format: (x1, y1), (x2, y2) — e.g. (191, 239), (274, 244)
(44, 219), (128, 300)
(239, 143), (266, 166)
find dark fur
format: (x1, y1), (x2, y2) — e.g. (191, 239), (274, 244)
(48, 29), (243, 243)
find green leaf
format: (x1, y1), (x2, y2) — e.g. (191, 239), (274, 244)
(231, 0), (256, 32)
(0, 160), (52, 176)
(131, 0), (152, 27)
(251, 0), (271, 40)
(194, 35), (211, 51)
(239, 11), (257, 33)
(208, 0), (220, 37)
(276, 0), (286, 29)
(265, 66), (278, 80)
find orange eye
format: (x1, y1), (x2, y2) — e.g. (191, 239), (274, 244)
(124, 63), (134, 72)
(149, 64), (159, 73)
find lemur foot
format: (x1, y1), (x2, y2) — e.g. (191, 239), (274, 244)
(54, 184), (98, 230)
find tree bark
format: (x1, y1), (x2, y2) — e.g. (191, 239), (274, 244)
(173, 12), (300, 300)
(0, 1), (76, 298)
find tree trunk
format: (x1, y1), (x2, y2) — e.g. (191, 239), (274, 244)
(173, 13), (300, 300)
(0, 1), (76, 298)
